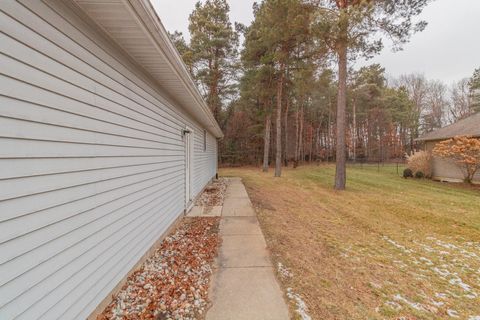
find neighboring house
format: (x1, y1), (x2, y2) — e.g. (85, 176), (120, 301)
(0, 1), (222, 319)
(417, 112), (480, 183)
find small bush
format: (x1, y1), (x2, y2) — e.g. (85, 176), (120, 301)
(406, 150), (432, 178)
(415, 171), (425, 179)
(403, 168), (413, 178)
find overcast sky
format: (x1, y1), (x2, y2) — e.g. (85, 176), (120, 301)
(152, 0), (480, 85)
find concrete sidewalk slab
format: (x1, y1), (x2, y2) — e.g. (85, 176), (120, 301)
(222, 200), (256, 217)
(186, 206), (203, 217)
(208, 206), (223, 216)
(186, 205), (222, 217)
(220, 217), (263, 236)
(206, 267), (289, 320)
(222, 207), (256, 217)
(226, 189), (249, 199)
(219, 235), (272, 268)
(206, 177), (289, 320)
(226, 190), (250, 199)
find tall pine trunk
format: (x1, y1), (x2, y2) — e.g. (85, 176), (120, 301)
(352, 97), (357, 163)
(327, 94), (332, 162)
(334, 38), (347, 190)
(263, 113), (271, 172)
(299, 104), (304, 163)
(309, 126), (313, 163)
(294, 109), (299, 168)
(283, 97), (289, 167)
(275, 65), (284, 177)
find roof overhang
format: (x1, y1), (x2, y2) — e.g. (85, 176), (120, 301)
(71, 0), (223, 138)
(416, 112), (480, 142)
(416, 135), (480, 142)
(415, 134), (480, 141)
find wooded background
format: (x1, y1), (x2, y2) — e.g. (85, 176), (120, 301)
(169, 0), (480, 170)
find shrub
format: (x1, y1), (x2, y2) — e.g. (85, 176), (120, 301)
(403, 168), (413, 178)
(406, 150), (432, 178)
(415, 171), (425, 179)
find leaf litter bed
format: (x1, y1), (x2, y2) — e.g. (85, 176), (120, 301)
(195, 178), (227, 211)
(98, 217), (221, 320)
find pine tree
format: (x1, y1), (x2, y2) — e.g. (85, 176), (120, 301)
(188, 0), (240, 122)
(243, 0), (314, 177)
(469, 67), (480, 113)
(313, 0), (429, 190)
(168, 31), (194, 74)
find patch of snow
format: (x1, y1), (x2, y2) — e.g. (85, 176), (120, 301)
(429, 299), (444, 307)
(413, 273), (428, 280)
(277, 262), (293, 278)
(419, 257), (434, 266)
(446, 290), (461, 298)
(286, 288), (311, 320)
(420, 244), (435, 253)
(468, 316), (480, 320)
(449, 275), (473, 293)
(436, 240), (459, 250)
(435, 292), (448, 299)
(447, 309), (460, 318)
(383, 236), (414, 254)
(384, 300), (402, 311)
(393, 294), (426, 312)
(432, 267), (451, 278)
(461, 249), (479, 259)
(393, 260), (408, 268)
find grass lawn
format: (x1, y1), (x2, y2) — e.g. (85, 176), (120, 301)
(219, 164), (480, 320)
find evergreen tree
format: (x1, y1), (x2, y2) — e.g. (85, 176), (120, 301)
(188, 0), (240, 122)
(168, 31), (194, 74)
(242, 0), (314, 177)
(313, 0), (429, 190)
(469, 67), (480, 113)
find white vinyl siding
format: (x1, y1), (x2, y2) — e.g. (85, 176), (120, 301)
(0, 1), (217, 319)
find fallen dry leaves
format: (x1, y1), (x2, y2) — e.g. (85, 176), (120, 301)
(195, 178), (227, 210)
(97, 217), (221, 320)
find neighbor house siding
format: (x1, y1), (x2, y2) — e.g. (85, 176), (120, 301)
(426, 141), (480, 183)
(0, 1), (217, 319)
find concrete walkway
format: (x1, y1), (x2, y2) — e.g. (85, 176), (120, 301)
(206, 178), (289, 320)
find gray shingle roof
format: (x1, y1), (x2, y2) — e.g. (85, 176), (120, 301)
(417, 112), (480, 141)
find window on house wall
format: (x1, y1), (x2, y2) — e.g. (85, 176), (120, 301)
(203, 129), (207, 152)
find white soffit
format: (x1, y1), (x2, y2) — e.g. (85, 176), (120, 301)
(72, 0), (223, 138)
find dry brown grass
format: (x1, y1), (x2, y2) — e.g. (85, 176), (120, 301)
(220, 165), (480, 320)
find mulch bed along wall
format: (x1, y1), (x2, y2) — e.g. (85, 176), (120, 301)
(97, 217), (221, 320)
(195, 178), (227, 210)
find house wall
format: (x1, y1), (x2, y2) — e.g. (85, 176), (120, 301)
(0, 1), (217, 319)
(426, 141), (480, 184)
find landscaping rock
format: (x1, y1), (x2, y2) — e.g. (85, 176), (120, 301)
(195, 178), (227, 210)
(97, 217), (221, 320)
